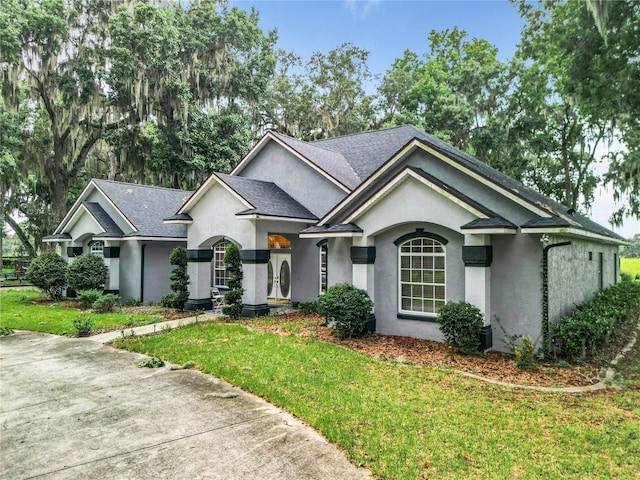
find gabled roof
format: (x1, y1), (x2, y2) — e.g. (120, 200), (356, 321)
(92, 180), (191, 238)
(216, 174), (318, 221)
(303, 125), (623, 242)
(53, 179), (191, 240)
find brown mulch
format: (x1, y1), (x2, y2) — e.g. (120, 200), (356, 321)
(236, 313), (622, 389)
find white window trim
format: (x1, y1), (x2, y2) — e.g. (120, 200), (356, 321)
(319, 242), (328, 295)
(212, 241), (230, 288)
(398, 238), (446, 317)
(90, 241), (104, 257)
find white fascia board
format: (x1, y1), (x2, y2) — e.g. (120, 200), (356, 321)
(42, 237), (69, 243)
(117, 236), (187, 242)
(233, 132), (351, 194)
(520, 227), (627, 245)
(163, 219), (193, 225)
(320, 139), (555, 226)
(179, 173), (253, 214)
(237, 214), (318, 224)
(53, 181), (96, 234)
(344, 168), (489, 224)
(63, 203), (106, 236)
(461, 228), (518, 235)
(299, 230), (363, 239)
(230, 133), (272, 175)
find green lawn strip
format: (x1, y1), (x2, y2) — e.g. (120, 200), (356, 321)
(0, 289), (162, 335)
(114, 323), (640, 479)
(621, 258), (640, 279)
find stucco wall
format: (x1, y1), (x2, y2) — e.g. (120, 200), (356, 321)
(373, 223), (465, 341)
(118, 241), (142, 302)
(490, 234), (543, 352)
(238, 142), (348, 218)
(547, 237), (619, 323)
(327, 238), (353, 286)
(143, 242), (182, 303)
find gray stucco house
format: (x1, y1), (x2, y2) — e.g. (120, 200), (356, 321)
(47, 125), (625, 351)
(44, 179), (190, 303)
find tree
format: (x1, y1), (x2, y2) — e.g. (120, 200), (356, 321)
(26, 252), (67, 300)
(222, 243), (243, 320)
(265, 43), (375, 140)
(67, 254), (109, 292)
(515, 0), (640, 223)
(168, 247), (189, 311)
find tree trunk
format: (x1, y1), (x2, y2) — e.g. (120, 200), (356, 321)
(4, 215), (36, 259)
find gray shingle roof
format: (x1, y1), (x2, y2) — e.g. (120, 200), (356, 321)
(270, 132), (361, 190)
(300, 125), (621, 241)
(300, 223), (363, 235)
(83, 202), (124, 237)
(216, 173), (318, 220)
(93, 180), (191, 238)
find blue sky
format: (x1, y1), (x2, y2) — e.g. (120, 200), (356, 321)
(231, 0), (638, 237)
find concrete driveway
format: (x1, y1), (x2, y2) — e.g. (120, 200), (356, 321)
(0, 331), (369, 479)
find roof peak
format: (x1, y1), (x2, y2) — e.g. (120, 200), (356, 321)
(93, 178), (191, 194)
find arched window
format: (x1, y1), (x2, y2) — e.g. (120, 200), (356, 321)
(212, 241), (231, 288)
(398, 237), (446, 315)
(89, 241), (104, 256)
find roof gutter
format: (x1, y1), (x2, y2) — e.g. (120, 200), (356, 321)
(541, 240), (572, 358)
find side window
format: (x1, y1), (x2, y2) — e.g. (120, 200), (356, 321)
(89, 241), (104, 256)
(212, 241), (231, 288)
(398, 237), (446, 315)
(319, 241), (328, 294)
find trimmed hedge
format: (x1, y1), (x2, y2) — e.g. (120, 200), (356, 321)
(316, 283), (373, 339)
(437, 301), (483, 354)
(552, 280), (640, 361)
(25, 252), (67, 300)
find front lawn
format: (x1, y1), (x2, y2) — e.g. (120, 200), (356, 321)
(114, 321), (640, 479)
(621, 257), (640, 279)
(0, 289), (173, 335)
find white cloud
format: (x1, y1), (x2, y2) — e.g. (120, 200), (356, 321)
(344, 0), (381, 20)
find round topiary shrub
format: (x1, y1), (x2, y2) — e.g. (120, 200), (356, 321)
(67, 254), (108, 292)
(25, 252), (67, 300)
(316, 283), (373, 339)
(437, 301), (483, 354)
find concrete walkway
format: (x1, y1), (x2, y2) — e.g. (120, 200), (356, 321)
(0, 331), (369, 480)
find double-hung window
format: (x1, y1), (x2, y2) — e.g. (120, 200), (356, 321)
(213, 241), (231, 288)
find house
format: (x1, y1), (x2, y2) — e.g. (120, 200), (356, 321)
(47, 125), (625, 352)
(166, 125), (624, 352)
(44, 179), (191, 303)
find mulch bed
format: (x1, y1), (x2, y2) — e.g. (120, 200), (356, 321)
(235, 313), (627, 389)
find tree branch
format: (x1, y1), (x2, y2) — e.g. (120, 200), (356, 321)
(4, 215), (36, 258)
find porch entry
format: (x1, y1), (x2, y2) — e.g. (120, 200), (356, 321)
(267, 235), (291, 303)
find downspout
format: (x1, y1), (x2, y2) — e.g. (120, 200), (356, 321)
(542, 240), (572, 358)
(140, 243), (146, 303)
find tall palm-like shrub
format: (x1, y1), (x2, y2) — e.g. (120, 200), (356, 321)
(168, 247), (189, 311)
(222, 243), (244, 320)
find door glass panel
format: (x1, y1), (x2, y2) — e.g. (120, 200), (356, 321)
(279, 260), (290, 298)
(267, 260), (274, 296)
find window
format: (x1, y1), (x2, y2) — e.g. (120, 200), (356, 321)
(90, 241), (104, 256)
(398, 237), (446, 315)
(212, 241), (231, 287)
(319, 242), (328, 294)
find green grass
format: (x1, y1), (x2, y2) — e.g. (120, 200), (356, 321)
(115, 322), (640, 479)
(621, 257), (640, 279)
(0, 289), (164, 335)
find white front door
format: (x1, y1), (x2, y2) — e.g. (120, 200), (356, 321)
(267, 253), (291, 302)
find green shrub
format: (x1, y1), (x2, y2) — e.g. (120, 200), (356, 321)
(123, 297), (142, 307)
(138, 357), (165, 368)
(73, 315), (93, 336)
(552, 279), (640, 361)
(161, 293), (177, 309)
(25, 252), (67, 300)
(316, 283), (373, 339)
(67, 254), (108, 292)
(298, 300), (318, 315)
(92, 293), (120, 313)
(78, 289), (102, 309)
(222, 243), (244, 320)
(437, 301), (483, 354)
(0, 327), (14, 336)
(515, 336), (537, 371)
(168, 247), (189, 311)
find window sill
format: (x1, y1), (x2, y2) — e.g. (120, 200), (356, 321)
(397, 313), (438, 323)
